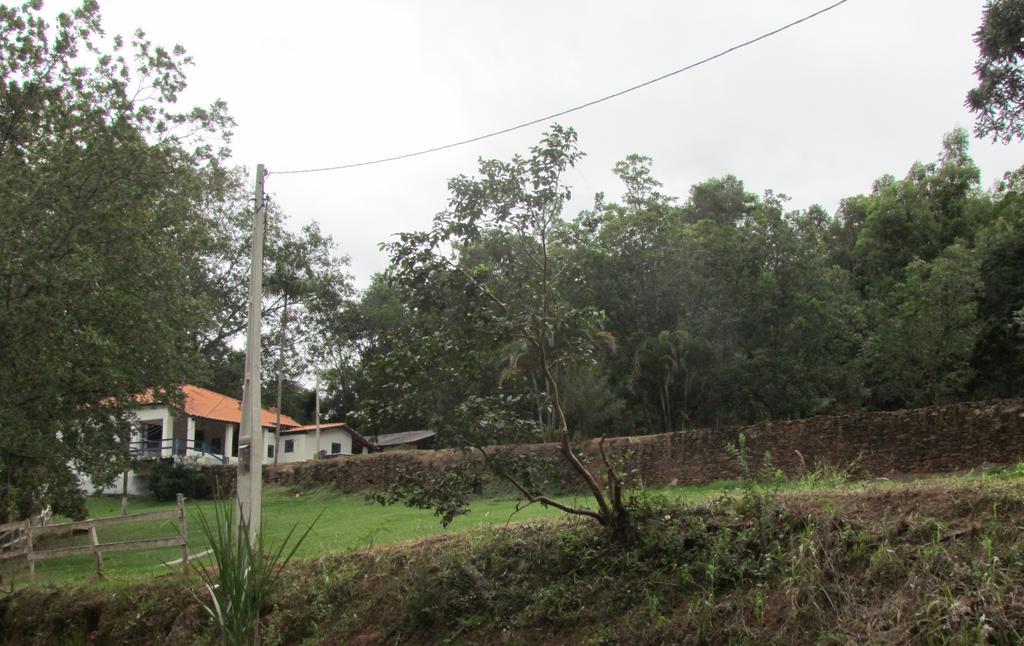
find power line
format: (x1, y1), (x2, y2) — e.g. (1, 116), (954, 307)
(271, 0), (852, 176)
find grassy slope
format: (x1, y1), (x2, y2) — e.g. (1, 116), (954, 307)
(11, 481), (738, 588)
(5, 472), (1024, 644)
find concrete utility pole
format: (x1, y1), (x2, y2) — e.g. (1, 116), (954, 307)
(237, 163), (267, 545)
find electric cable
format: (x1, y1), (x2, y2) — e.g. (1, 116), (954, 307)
(271, 0), (851, 176)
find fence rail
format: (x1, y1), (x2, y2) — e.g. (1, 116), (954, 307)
(0, 494), (188, 582)
(0, 520), (29, 555)
(130, 438), (229, 464)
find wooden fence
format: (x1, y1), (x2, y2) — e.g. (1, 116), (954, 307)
(0, 493), (188, 582)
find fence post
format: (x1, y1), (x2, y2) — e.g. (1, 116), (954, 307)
(177, 493), (188, 577)
(26, 525), (34, 581)
(121, 469), (129, 516)
(89, 523), (103, 577)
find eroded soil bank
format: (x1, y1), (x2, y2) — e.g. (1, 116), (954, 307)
(4, 478), (1024, 644)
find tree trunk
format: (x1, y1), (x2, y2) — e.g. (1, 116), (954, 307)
(273, 294), (289, 467)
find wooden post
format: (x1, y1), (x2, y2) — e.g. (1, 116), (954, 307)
(89, 523), (103, 577)
(26, 525), (34, 581)
(121, 470), (129, 515)
(177, 493), (188, 577)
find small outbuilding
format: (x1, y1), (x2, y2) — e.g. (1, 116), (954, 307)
(276, 422), (374, 463)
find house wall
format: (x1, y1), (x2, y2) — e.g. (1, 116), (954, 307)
(275, 428), (354, 464)
(322, 428), (353, 457)
(76, 406), (167, 497)
(276, 431), (308, 464)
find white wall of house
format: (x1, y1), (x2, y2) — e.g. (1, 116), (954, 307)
(275, 431), (307, 464)
(321, 428), (353, 457)
(76, 406), (167, 497)
(272, 427), (354, 463)
(80, 416), (359, 497)
(262, 427), (280, 462)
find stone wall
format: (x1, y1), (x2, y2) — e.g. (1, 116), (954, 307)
(208, 399), (1024, 494)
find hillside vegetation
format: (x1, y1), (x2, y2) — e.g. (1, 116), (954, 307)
(4, 471), (1024, 644)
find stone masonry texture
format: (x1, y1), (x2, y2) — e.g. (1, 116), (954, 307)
(207, 399), (1024, 494)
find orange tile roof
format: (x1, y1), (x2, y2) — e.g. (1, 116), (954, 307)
(283, 421), (350, 433)
(136, 385), (300, 429)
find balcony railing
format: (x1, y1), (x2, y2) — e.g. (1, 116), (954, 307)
(128, 438), (229, 464)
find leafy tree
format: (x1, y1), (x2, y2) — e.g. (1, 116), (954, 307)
(571, 165), (860, 430)
(967, 0), (1024, 143)
(858, 244), (983, 408)
(851, 130), (984, 294)
(191, 179), (355, 404)
(352, 266), (509, 434)
(382, 126), (630, 529)
(555, 361), (626, 438)
(0, 2), (231, 519)
(565, 160), (693, 431)
(728, 192), (862, 421)
(355, 126), (1014, 447)
(968, 184), (1024, 397)
(631, 330), (684, 434)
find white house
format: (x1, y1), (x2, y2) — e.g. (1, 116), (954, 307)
(90, 385), (379, 495)
(92, 385), (302, 495)
(274, 422), (374, 463)
(128, 384), (302, 463)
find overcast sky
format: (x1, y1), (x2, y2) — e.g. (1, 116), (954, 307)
(53, 0), (1024, 287)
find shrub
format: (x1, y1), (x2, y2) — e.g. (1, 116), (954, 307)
(141, 458), (215, 501)
(190, 500), (321, 646)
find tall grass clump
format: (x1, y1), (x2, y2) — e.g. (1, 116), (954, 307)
(724, 434), (784, 516)
(190, 500), (321, 645)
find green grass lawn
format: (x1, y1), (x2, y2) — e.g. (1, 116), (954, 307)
(7, 481), (740, 589)
(5, 469), (1013, 590)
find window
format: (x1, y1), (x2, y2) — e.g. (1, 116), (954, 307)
(142, 422), (162, 454)
(267, 444), (275, 459)
(331, 442), (341, 455)
(211, 437), (222, 453)
(284, 439), (294, 453)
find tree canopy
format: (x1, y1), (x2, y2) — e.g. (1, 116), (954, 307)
(0, 2), (353, 519)
(968, 0), (1024, 143)
(0, 1), (233, 518)
(350, 126), (1022, 446)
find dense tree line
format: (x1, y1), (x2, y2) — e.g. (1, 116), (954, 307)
(339, 2), (1024, 444)
(339, 0), (1024, 445)
(345, 127), (1023, 442)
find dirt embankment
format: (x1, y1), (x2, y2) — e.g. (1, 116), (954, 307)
(6, 477), (1024, 644)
